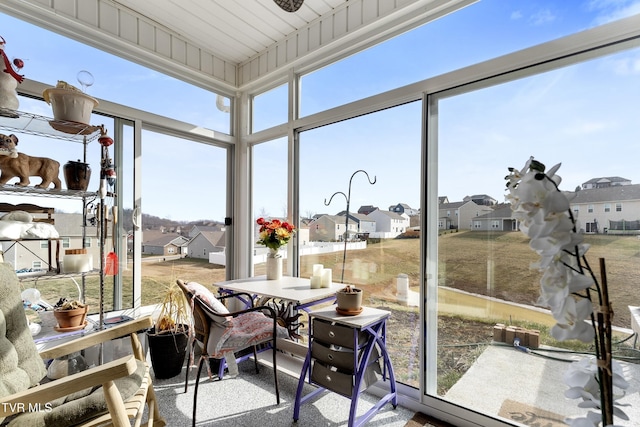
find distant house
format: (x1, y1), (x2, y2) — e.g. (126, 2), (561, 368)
(581, 176), (632, 189)
(366, 209), (409, 237)
(438, 200), (493, 230)
(142, 234), (189, 256)
(188, 224), (223, 238)
(188, 230), (225, 259)
(53, 213), (99, 254)
(357, 205), (378, 215)
(388, 203), (419, 216)
(472, 184), (640, 235)
(463, 194), (497, 206)
(438, 201), (463, 230)
(471, 205), (517, 231)
(570, 184), (640, 234)
(439, 196), (450, 204)
(1, 213), (100, 272)
(336, 212), (376, 237)
(158, 224), (183, 234)
(308, 215), (358, 241)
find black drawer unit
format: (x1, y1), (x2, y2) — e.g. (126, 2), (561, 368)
(311, 339), (356, 372)
(294, 306), (398, 427)
(312, 318), (368, 349)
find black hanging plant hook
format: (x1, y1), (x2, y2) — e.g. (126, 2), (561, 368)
(324, 170), (377, 283)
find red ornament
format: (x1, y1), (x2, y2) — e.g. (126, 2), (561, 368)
(99, 134), (113, 147)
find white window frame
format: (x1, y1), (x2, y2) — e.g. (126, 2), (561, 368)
(422, 15), (640, 426)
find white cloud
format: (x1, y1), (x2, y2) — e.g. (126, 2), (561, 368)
(510, 10), (523, 20)
(588, 0), (640, 25)
(530, 8), (557, 25)
(562, 119), (608, 136)
(607, 54), (640, 75)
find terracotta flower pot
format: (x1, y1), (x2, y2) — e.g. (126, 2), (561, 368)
(53, 306), (88, 328)
(336, 287), (363, 315)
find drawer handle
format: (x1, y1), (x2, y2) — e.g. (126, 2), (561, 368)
(328, 354), (334, 361)
(328, 331), (335, 338)
(325, 375), (332, 382)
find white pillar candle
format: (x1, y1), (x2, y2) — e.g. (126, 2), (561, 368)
(312, 264), (324, 277)
(321, 268), (332, 288)
(310, 275), (322, 289)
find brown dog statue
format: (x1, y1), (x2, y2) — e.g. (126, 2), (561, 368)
(0, 133), (61, 189)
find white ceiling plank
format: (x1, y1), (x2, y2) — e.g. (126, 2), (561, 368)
(138, 19), (155, 51)
(0, 0), (474, 92)
(54, 0), (76, 17)
(99, 1), (120, 37)
(172, 38), (187, 64)
(77, 0), (99, 27)
(120, 13), (138, 43)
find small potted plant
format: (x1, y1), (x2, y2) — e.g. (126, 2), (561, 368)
(336, 285), (363, 315)
(146, 282), (191, 379)
(52, 298), (88, 330)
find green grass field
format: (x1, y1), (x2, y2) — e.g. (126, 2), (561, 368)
(30, 231), (638, 329)
(25, 231), (639, 391)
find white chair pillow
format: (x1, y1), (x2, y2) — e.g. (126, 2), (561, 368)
(1, 210), (33, 223)
(185, 281), (230, 315)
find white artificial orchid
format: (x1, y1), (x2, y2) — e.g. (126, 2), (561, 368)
(564, 358), (630, 427)
(549, 297), (594, 342)
(506, 158), (630, 426)
(507, 160), (594, 339)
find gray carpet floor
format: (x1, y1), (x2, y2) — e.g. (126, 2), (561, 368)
(151, 357), (414, 426)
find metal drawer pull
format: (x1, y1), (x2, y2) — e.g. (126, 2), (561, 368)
(328, 354), (334, 361)
(328, 331), (335, 338)
(326, 375), (332, 382)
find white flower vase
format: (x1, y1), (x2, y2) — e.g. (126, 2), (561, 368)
(266, 250), (282, 280)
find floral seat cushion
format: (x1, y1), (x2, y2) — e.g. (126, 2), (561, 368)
(206, 311), (289, 358)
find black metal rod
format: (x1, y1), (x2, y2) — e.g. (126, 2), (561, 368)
(324, 170), (376, 283)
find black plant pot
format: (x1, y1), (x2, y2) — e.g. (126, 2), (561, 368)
(147, 325), (189, 379)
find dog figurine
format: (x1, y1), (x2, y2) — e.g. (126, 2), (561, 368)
(0, 133), (62, 189)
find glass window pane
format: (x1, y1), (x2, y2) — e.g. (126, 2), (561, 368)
(299, 103), (421, 387)
(300, 0), (637, 117)
(252, 84), (288, 133)
(0, 12), (230, 134)
(140, 131), (227, 306)
(434, 46), (640, 422)
(252, 137), (290, 276)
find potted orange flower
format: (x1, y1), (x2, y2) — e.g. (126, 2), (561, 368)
(256, 217), (296, 280)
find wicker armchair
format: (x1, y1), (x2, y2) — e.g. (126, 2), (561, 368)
(0, 262), (165, 427)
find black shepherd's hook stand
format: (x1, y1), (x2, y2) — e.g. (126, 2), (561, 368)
(324, 169), (376, 283)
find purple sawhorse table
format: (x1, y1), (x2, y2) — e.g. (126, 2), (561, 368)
(293, 306), (397, 427)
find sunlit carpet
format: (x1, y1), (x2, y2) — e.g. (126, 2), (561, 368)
(151, 357), (414, 426)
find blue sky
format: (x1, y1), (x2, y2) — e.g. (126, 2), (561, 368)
(1, 1), (639, 222)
